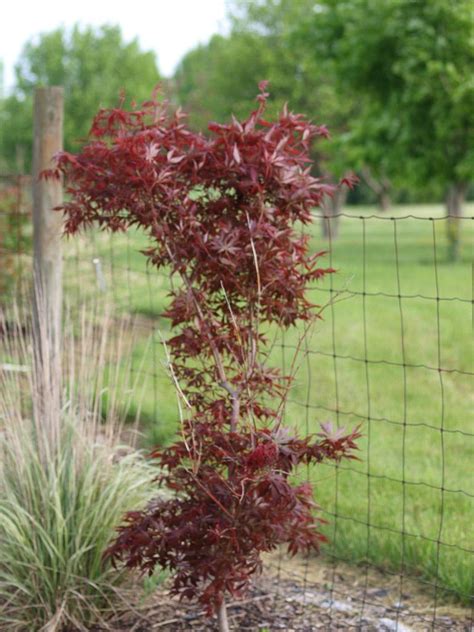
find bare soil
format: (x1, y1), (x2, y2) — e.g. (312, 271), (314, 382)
(95, 554), (473, 631)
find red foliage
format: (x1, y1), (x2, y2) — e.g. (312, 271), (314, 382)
(106, 421), (360, 612)
(47, 85), (360, 615)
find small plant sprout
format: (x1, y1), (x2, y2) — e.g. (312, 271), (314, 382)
(47, 83), (361, 630)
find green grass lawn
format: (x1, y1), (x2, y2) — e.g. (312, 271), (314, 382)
(63, 203), (473, 602)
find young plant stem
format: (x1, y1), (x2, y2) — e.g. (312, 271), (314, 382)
(165, 244), (243, 433)
(217, 598), (230, 632)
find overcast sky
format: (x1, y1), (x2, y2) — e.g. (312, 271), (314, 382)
(1, 0), (229, 91)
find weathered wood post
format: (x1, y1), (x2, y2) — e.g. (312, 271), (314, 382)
(32, 87), (64, 410)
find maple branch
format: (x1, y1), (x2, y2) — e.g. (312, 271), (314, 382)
(165, 252), (225, 370)
(220, 379), (240, 433)
(273, 314), (317, 433)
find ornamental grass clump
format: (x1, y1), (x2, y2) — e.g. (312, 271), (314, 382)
(47, 83), (361, 629)
(0, 307), (157, 631)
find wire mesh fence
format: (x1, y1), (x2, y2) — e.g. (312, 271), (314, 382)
(1, 172), (473, 629)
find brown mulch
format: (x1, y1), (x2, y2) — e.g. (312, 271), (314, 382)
(94, 554), (473, 632)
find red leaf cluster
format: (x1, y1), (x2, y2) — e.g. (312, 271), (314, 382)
(48, 85), (360, 615)
(106, 419), (361, 613)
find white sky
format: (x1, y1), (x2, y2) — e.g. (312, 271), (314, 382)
(0, 0), (229, 91)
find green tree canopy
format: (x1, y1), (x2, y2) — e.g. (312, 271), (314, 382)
(174, 0), (366, 234)
(180, 0), (473, 214)
(174, 32), (273, 130)
(302, 0), (474, 199)
(174, 0), (386, 213)
(175, 0), (336, 131)
(0, 24), (160, 172)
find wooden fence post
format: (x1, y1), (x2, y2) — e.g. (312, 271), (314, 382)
(32, 87), (64, 375)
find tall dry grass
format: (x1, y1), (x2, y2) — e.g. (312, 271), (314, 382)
(0, 302), (158, 631)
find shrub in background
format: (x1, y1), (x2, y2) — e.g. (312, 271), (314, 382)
(48, 83), (360, 630)
(0, 180), (31, 300)
(0, 307), (157, 631)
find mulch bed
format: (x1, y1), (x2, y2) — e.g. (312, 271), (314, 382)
(97, 555), (473, 631)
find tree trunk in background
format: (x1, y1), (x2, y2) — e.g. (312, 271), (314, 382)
(361, 167), (392, 212)
(321, 186), (347, 241)
(446, 182), (467, 262)
(379, 189), (391, 212)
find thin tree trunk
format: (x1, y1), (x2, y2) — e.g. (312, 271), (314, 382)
(361, 167), (391, 212)
(446, 182), (467, 262)
(321, 186), (347, 240)
(379, 188), (391, 212)
(217, 598), (230, 632)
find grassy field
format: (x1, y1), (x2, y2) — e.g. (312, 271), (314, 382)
(62, 203), (473, 602)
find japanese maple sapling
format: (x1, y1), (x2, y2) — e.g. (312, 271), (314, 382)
(47, 83), (360, 629)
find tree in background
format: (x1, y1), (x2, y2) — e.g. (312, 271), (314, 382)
(174, 0), (358, 238)
(228, 0), (362, 237)
(302, 0), (473, 258)
(0, 25), (160, 172)
(174, 0), (330, 133)
(174, 33), (271, 130)
(175, 0), (473, 242)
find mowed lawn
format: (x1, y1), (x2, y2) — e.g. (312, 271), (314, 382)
(63, 203), (473, 601)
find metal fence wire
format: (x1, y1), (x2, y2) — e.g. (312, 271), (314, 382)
(1, 173), (473, 630)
